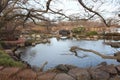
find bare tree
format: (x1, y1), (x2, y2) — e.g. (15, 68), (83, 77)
(0, 0), (9, 13)
(0, 0), (120, 36)
(1, 0), (119, 29)
(77, 0), (120, 27)
(0, 0), (69, 38)
(1, 0), (69, 26)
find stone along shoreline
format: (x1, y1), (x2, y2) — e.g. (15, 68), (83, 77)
(0, 62), (120, 80)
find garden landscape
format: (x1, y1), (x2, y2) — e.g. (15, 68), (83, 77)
(0, 0), (120, 80)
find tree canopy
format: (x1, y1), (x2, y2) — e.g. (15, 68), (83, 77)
(0, 0), (120, 31)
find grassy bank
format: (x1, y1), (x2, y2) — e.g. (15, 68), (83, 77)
(0, 50), (24, 67)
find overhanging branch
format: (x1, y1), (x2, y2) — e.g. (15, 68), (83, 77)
(78, 0), (109, 27)
(0, 0), (10, 13)
(70, 46), (118, 60)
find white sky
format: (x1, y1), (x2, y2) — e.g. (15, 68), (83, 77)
(51, 0), (83, 15)
(29, 0), (120, 20)
(52, 0), (120, 17)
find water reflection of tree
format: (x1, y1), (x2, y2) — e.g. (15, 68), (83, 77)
(61, 51), (88, 59)
(73, 51), (88, 58)
(29, 49), (36, 57)
(70, 46), (120, 61)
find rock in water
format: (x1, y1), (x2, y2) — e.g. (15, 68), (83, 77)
(55, 64), (69, 73)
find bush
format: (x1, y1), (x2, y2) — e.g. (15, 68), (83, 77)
(0, 50), (24, 67)
(72, 26), (85, 34)
(0, 41), (13, 49)
(0, 44), (2, 49)
(86, 31), (98, 36)
(0, 41), (5, 49)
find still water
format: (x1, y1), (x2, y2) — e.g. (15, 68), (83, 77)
(21, 38), (120, 70)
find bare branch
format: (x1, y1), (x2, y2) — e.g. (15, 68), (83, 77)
(0, 0), (9, 13)
(78, 0), (109, 27)
(70, 46), (118, 60)
(49, 8), (71, 20)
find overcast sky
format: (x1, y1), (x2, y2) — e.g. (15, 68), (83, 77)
(49, 0), (120, 19)
(29, 0), (120, 20)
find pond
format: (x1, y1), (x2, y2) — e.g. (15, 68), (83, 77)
(21, 38), (120, 70)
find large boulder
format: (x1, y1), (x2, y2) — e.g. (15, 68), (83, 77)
(97, 64), (117, 75)
(0, 67), (20, 80)
(55, 64), (77, 73)
(53, 73), (75, 80)
(55, 64), (69, 73)
(68, 68), (90, 80)
(38, 72), (56, 80)
(97, 62), (107, 66)
(14, 69), (37, 80)
(115, 65), (120, 74)
(114, 52), (120, 62)
(90, 68), (110, 80)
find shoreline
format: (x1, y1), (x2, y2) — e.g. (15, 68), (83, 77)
(0, 62), (120, 80)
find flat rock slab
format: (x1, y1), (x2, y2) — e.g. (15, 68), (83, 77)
(90, 68), (110, 80)
(68, 68), (90, 80)
(53, 73), (75, 80)
(38, 72), (56, 80)
(14, 69), (37, 80)
(0, 67), (20, 80)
